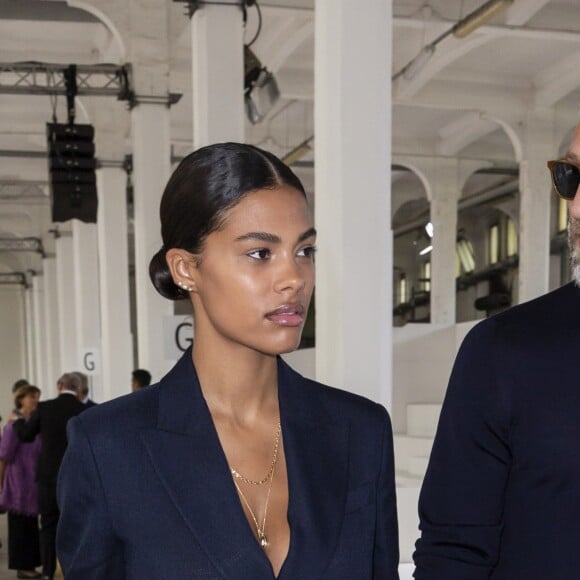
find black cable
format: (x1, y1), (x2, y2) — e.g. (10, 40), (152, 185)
(245, 1), (262, 48)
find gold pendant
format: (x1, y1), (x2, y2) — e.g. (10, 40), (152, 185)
(258, 531), (269, 549)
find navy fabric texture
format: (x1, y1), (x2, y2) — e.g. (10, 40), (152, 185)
(56, 351), (399, 579)
(414, 282), (580, 579)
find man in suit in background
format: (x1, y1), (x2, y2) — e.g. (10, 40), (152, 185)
(13, 372), (86, 580)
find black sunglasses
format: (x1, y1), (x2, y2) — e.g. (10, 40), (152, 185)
(547, 160), (580, 200)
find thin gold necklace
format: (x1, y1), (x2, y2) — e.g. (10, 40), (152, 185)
(230, 421), (282, 485)
(229, 420), (281, 549)
(233, 465), (276, 549)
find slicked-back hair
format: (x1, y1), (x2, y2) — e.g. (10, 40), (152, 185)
(149, 142), (307, 300)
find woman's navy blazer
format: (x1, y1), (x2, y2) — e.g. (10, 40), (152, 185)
(56, 349), (399, 579)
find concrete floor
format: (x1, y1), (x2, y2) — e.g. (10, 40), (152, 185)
(0, 515), (63, 580)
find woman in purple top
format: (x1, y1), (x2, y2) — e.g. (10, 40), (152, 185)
(0, 385), (42, 579)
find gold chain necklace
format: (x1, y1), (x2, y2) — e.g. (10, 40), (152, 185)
(229, 420), (281, 549)
(233, 466), (276, 549)
(230, 421), (282, 485)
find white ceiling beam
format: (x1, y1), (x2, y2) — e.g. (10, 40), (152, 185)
(504, 0), (551, 26)
(269, 20), (314, 73)
(276, 69), (313, 100)
(394, 17), (580, 43)
(253, 15), (298, 57)
(437, 111), (498, 156)
(394, 0), (561, 99)
(394, 76), (528, 114)
(394, 34), (490, 99)
(534, 50), (580, 108)
(260, 5), (313, 19)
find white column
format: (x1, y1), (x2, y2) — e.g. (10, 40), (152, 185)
(97, 165), (134, 400)
(314, 0), (393, 408)
(71, 220), (102, 401)
(192, 1), (245, 147)
(31, 275), (50, 393)
(518, 110), (555, 302)
(42, 256), (61, 389)
(131, 102), (173, 380)
(55, 234), (78, 372)
(24, 286), (36, 384)
(430, 158), (460, 324)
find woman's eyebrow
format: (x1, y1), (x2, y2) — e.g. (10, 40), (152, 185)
(234, 227), (316, 244)
(297, 227), (317, 243)
(235, 232), (281, 243)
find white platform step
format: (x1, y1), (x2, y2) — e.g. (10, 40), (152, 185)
(393, 434), (434, 473)
(396, 482), (420, 564)
(399, 563), (415, 579)
(406, 403), (442, 438)
(407, 455), (430, 478)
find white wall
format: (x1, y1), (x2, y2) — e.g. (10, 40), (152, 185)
(282, 347), (315, 381)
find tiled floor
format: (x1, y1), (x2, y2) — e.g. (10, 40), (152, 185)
(0, 516), (63, 580)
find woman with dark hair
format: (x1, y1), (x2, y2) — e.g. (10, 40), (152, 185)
(57, 143), (399, 579)
(0, 385), (42, 579)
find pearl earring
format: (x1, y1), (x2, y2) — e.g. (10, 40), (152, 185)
(177, 281), (193, 292)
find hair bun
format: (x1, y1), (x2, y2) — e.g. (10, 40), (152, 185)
(149, 248), (188, 301)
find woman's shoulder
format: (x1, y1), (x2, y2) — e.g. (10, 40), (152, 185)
(309, 378), (389, 422)
(280, 360), (390, 428)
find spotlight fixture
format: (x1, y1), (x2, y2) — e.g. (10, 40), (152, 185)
(244, 46), (280, 124)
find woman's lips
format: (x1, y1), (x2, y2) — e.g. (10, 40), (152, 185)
(265, 303), (305, 327)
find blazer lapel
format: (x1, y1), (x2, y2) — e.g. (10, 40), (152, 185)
(139, 349), (273, 580)
(276, 359), (350, 580)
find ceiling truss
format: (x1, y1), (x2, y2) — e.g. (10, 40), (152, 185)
(0, 62), (132, 99)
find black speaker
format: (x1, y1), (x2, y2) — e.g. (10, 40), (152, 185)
(47, 123), (98, 223)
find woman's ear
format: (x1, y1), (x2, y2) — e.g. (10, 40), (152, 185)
(166, 248), (198, 293)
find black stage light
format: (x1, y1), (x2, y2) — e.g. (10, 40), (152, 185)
(47, 123), (98, 223)
(244, 46), (279, 124)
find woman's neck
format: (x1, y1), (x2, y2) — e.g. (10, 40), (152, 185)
(192, 339), (279, 425)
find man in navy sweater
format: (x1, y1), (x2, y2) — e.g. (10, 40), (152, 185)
(414, 124), (580, 579)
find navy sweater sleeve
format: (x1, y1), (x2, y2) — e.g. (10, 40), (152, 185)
(413, 319), (512, 579)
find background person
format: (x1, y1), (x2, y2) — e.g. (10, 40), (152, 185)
(130, 369), (151, 392)
(0, 385), (42, 579)
(13, 373), (85, 580)
(12, 380), (29, 394)
(57, 143), (399, 579)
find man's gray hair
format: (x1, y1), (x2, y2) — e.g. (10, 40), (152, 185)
(59, 372), (82, 393)
(72, 371), (89, 397)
